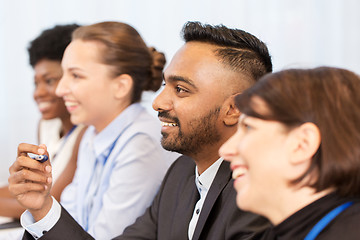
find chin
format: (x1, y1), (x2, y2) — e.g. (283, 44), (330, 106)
(161, 143), (179, 152)
(236, 192), (252, 212)
(41, 113), (58, 120)
(70, 115), (83, 125)
(161, 137), (176, 150)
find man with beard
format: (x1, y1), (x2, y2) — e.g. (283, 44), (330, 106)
(9, 22), (273, 240)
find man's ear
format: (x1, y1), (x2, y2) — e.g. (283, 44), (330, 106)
(223, 95), (241, 126)
(112, 74), (133, 100)
(289, 122), (321, 165)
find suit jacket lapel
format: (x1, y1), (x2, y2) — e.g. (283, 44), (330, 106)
(171, 174), (200, 239)
(191, 161), (231, 240)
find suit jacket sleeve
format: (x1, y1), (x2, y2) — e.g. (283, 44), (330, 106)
(22, 207), (94, 240)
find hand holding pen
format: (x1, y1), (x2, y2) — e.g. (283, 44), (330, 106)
(8, 143), (54, 221)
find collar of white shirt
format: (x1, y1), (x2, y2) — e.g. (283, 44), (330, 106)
(195, 157), (224, 194)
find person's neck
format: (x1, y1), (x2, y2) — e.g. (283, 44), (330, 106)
(191, 143), (223, 175)
(191, 130), (235, 175)
(94, 102), (131, 133)
(60, 115), (75, 138)
(268, 187), (334, 225)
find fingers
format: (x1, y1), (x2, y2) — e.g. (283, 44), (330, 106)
(8, 166), (52, 185)
(9, 143), (52, 196)
(8, 163), (52, 201)
(9, 155), (51, 175)
(8, 143), (53, 213)
(12, 143), (51, 173)
(8, 182), (48, 196)
(9, 155), (52, 186)
(17, 143), (48, 158)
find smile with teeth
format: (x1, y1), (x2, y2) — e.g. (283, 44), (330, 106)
(65, 101), (78, 107)
(232, 166), (248, 179)
(37, 102), (52, 109)
(161, 121), (178, 127)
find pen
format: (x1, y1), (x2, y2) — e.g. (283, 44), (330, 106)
(29, 153), (49, 163)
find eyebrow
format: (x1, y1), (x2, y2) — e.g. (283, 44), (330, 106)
(68, 67), (83, 71)
(66, 67), (88, 75)
(35, 72), (62, 80)
(164, 74), (198, 90)
(39, 73), (59, 78)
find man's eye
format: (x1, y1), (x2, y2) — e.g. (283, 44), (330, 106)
(175, 86), (186, 93)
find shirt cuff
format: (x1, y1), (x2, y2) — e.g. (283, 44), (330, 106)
(20, 196), (61, 239)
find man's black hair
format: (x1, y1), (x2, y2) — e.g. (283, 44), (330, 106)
(182, 21), (272, 80)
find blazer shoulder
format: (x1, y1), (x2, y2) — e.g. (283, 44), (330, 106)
(153, 155), (196, 200)
(166, 155), (196, 177)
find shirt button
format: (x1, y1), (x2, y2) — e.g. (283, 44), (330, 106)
(196, 209), (200, 214)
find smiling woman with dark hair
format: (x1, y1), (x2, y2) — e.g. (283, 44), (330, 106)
(220, 67), (360, 239)
(0, 24), (85, 219)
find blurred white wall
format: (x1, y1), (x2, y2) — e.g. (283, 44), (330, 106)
(0, 0), (359, 185)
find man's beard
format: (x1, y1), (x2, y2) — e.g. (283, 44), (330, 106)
(160, 107), (221, 156)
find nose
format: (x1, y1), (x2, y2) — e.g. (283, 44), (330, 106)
(152, 87), (172, 113)
(219, 132), (240, 162)
(33, 82), (48, 100)
(55, 74), (69, 97)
